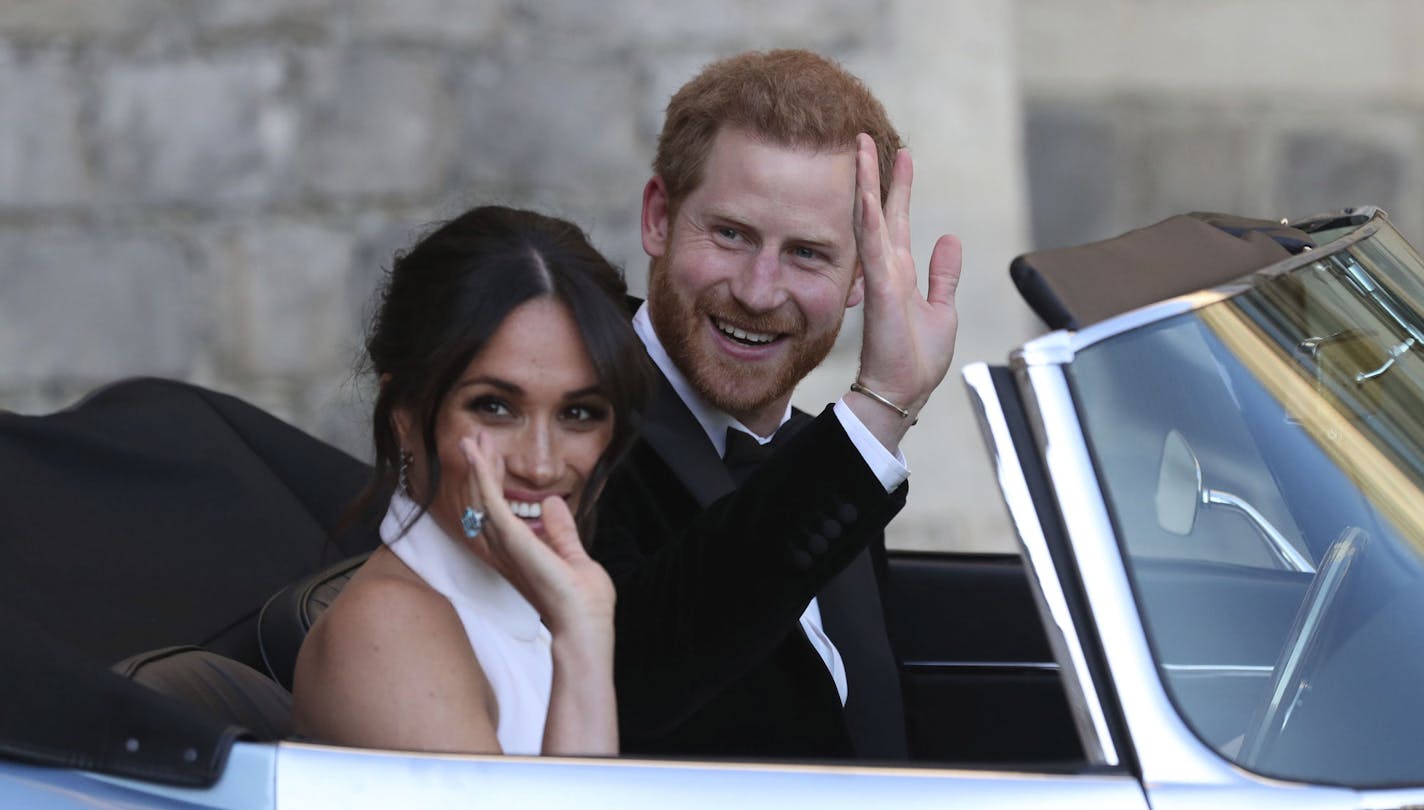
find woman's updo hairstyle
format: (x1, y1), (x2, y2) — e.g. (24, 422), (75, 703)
(355, 205), (651, 538)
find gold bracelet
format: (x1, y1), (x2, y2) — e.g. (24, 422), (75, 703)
(850, 381), (918, 425)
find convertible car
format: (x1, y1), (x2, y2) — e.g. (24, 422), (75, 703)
(3, 206), (1422, 808)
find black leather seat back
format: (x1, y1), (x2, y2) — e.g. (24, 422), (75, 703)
(259, 553), (369, 690)
(113, 646), (293, 741)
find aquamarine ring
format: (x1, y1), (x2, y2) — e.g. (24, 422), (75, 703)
(460, 506), (485, 538)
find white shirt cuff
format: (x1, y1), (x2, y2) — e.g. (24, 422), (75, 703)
(832, 397), (909, 493)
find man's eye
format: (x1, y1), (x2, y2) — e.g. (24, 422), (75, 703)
(716, 227), (740, 241)
(791, 246), (820, 260)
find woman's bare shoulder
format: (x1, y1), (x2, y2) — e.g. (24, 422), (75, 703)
(292, 548), (501, 752)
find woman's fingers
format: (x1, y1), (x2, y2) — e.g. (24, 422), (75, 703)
(459, 434), (571, 571)
(537, 495), (586, 563)
(460, 434), (521, 554)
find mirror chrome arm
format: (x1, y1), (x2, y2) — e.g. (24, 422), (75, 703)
(1202, 489), (1316, 573)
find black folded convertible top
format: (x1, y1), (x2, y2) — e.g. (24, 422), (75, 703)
(0, 377), (379, 664)
(0, 377), (383, 785)
(1010, 212), (1316, 330)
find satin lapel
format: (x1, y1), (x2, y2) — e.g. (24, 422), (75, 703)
(818, 549), (908, 758)
(637, 369), (735, 508)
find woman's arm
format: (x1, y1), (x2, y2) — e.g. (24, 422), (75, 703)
(292, 567), (504, 754)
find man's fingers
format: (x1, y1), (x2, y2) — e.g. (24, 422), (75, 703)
(926, 234), (963, 308)
(855, 133), (880, 196)
(886, 148), (913, 250)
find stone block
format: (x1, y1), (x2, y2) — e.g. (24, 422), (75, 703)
(525, 0), (877, 50)
(348, 0), (505, 43)
(95, 52), (296, 204)
(299, 50), (454, 199)
(208, 221), (358, 378)
(0, 46), (90, 207)
(0, 227), (198, 387)
(198, 0), (332, 30)
(1024, 100), (1122, 249)
(0, 0), (179, 39)
(456, 54), (643, 209)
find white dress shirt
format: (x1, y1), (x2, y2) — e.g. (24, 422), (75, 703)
(632, 304), (910, 706)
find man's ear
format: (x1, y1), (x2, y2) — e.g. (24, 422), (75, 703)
(641, 176), (671, 258)
(845, 262), (865, 308)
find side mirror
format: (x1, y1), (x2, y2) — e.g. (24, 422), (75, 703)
(1155, 429), (1202, 536)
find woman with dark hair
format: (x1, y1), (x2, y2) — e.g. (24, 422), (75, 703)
(292, 205), (651, 756)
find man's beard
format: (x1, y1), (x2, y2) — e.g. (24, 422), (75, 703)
(647, 253), (842, 425)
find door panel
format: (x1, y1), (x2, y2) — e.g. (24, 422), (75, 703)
(884, 551), (1083, 765)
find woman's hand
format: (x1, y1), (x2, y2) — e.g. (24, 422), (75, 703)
(461, 432), (619, 755)
(459, 433), (615, 635)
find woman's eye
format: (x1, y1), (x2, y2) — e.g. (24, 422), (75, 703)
(562, 403), (609, 425)
(467, 397), (512, 418)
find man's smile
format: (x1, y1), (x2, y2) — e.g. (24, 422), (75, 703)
(711, 316), (782, 346)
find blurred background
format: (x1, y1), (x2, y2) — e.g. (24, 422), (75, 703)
(4, 0), (1421, 553)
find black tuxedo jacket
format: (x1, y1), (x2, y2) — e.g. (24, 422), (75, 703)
(593, 370), (909, 759)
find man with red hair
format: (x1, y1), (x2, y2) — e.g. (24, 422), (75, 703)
(595, 49), (962, 759)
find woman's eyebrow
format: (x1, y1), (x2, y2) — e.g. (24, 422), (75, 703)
(563, 385), (607, 401)
(455, 376), (521, 394)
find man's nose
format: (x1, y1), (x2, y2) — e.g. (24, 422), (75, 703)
(728, 248), (787, 314)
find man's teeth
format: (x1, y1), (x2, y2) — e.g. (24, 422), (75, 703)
(714, 318), (776, 345)
(508, 500), (543, 519)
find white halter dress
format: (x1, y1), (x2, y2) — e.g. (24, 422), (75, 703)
(381, 493), (553, 755)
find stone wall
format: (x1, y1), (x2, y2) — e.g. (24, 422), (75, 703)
(1019, 0), (1424, 249)
(0, 1), (1032, 553)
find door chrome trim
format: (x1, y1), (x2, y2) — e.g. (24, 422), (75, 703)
(962, 362), (1120, 767)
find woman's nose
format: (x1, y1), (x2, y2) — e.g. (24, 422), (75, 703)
(505, 421), (559, 486)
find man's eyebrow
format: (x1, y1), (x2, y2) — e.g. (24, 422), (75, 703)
(704, 209), (844, 252)
(703, 209), (757, 233)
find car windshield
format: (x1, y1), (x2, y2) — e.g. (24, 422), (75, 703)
(1069, 215), (1424, 788)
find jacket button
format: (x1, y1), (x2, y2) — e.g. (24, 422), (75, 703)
(821, 519), (842, 540)
(805, 533), (828, 555)
(838, 503), (858, 524)
(789, 549), (813, 571)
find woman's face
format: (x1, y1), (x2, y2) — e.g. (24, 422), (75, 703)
(399, 297), (615, 544)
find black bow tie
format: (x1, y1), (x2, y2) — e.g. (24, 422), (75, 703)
(723, 427), (778, 485)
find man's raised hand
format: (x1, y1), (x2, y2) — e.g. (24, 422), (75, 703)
(849, 132), (963, 447)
